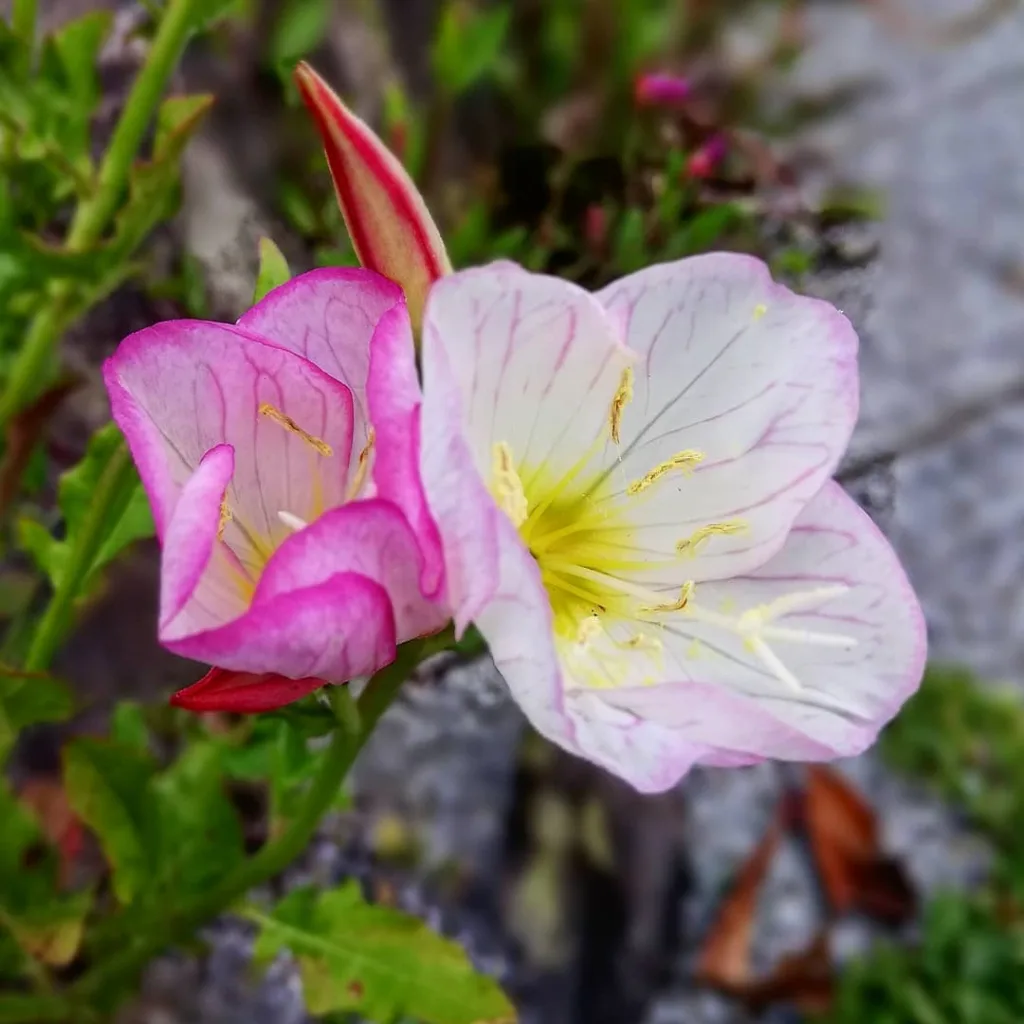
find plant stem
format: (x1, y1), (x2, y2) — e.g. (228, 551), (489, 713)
(70, 643), (422, 1009)
(24, 444), (136, 672)
(0, 0), (201, 432)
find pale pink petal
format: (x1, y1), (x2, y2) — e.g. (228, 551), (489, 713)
(166, 572), (395, 682)
(105, 320), (354, 577)
(366, 304), (444, 597)
(255, 499), (446, 642)
(596, 254), (858, 580)
(238, 267), (402, 438)
(602, 481), (927, 760)
(420, 264), (632, 625)
(158, 444), (250, 637)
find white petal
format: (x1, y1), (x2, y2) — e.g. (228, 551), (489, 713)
(596, 254), (858, 579)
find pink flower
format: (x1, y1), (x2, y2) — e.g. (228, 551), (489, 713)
(295, 63), (451, 333)
(104, 269), (445, 712)
(688, 134), (728, 179)
(418, 256), (926, 792)
(634, 72), (692, 107)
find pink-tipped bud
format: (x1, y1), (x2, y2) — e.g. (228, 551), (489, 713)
(688, 135), (728, 179)
(634, 72), (691, 107)
(294, 62), (450, 332)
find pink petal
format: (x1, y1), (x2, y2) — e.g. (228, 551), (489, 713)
(254, 498), (446, 642)
(170, 668), (326, 713)
(159, 444), (249, 637)
(602, 481), (927, 761)
(238, 267), (402, 435)
(596, 254), (859, 579)
(104, 320), (354, 567)
(367, 303), (444, 597)
(294, 62), (450, 330)
(166, 572), (396, 682)
(419, 263), (632, 628)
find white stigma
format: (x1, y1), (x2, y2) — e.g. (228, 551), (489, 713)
(277, 510), (309, 533)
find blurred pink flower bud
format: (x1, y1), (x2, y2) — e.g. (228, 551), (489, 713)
(688, 135), (728, 179)
(634, 72), (691, 107)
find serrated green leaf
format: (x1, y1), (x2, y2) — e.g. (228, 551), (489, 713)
(252, 883), (515, 1023)
(152, 742), (245, 897)
(62, 738), (157, 904)
(253, 237), (291, 302)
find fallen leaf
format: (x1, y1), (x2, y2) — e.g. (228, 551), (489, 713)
(804, 766), (915, 924)
(740, 933), (833, 1014)
(695, 815), (781, 987)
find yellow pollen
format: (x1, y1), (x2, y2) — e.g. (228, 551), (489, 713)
(217, 498), (232, 540)
(258, 403), (333, 457)
(676, 520), (749, 557)
(346, 428), (376, 500)
(626, 450), (704, 495)
(753, 303), (768, 320)
(640, 580), (695, 614)
(491, 442), (528, 527)
(609, 366), (634, 444)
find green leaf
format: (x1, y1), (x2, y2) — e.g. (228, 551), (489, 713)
(18, 424), (155, 591)
(51, 12), (112, 108)
(0, 669), (73, 737)
(253, 237), (291, 303)
(252, 882), (515, 1023)
(152, 742), (245, 897)
(111, 93), (214, 259)
(432, 3), (512, 96)
(268, 0), (331, 68)
(62, 738), (157, 905)
(110, 701), (149, 753)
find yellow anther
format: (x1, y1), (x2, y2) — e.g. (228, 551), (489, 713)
(258, 403), (333, 457)
(641, 580), (695, 614)
(491, 442), (528, 527)
(626, 450), (704, 495)
(753, 303), (768, 320)
(346, 428), (376, 501)
(217, 498), (232, 540)
(676, 520), (749, 558)
(609, 366), (634, 444)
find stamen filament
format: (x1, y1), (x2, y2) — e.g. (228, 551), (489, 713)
(346, 428), (376, 501)
(277, 510), (309, 533)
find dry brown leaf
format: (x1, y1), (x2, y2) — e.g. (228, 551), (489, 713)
(804, 766), (915, 923)
(741, 933), (833, 1014)
(695, 816), (781, 988)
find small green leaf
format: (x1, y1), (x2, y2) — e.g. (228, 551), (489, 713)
(154, 94), (215, 158)
(51, 12), (112, 107)
(253, 237), (291, 303)
(62, 738), (157, 905)
(268, 0), (331, 68)
(0, 668), (73, 759)
(110, 702), (149, 753)
(252, 882), (515, 1023)
(18, 424), (155, 591)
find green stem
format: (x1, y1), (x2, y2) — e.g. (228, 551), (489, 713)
(71, 643), (421, 1008)
(0, 0), (201, 431)
(24, 444), (136, 672)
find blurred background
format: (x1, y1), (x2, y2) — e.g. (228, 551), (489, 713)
(3, 1), (1024, 1022)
